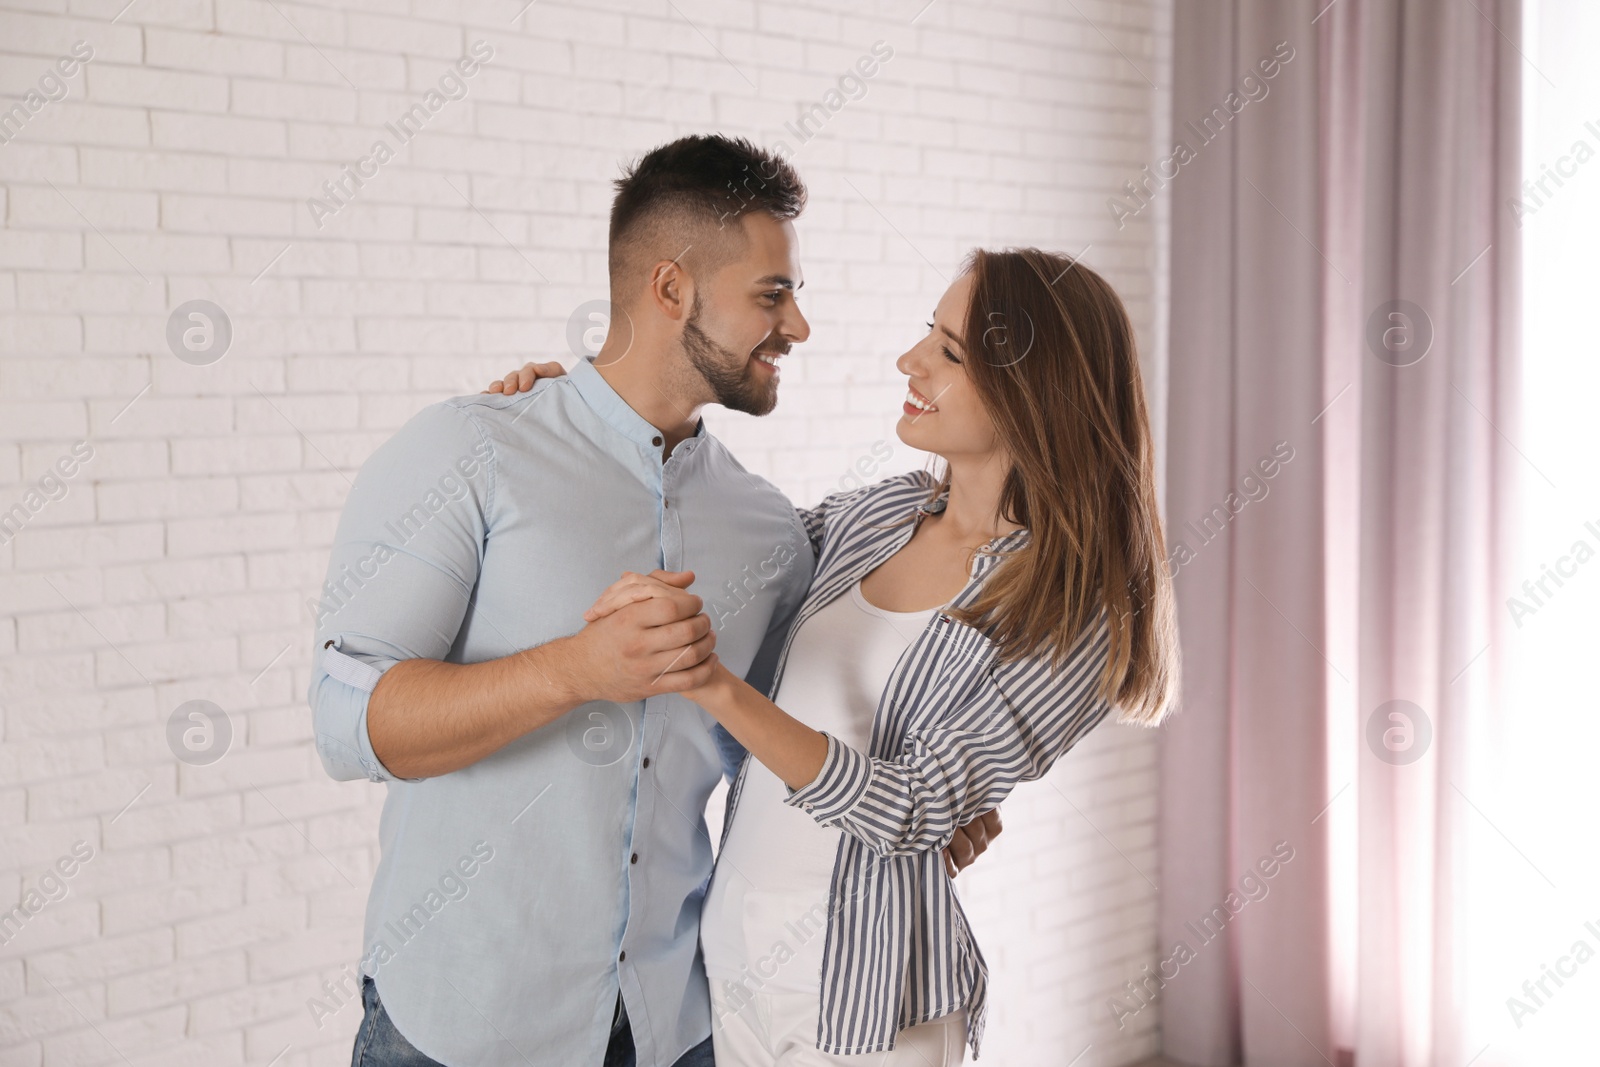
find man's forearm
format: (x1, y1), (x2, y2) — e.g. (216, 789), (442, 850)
(367, 638), (584, 779)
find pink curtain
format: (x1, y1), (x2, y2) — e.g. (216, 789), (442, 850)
(1158, 0), (1522, 1064)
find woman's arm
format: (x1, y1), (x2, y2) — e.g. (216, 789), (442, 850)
(689, 655), (1007, 875)
(688, 616), (1113, 860)
(483, 361), (565, 393)
(582, 571), (1006, 875)
(688, 658), (830, 791)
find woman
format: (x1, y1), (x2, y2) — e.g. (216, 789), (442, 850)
(488, 247), (1178, 1064)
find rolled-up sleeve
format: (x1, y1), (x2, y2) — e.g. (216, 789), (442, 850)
(781, 615), (1114, 857)
(307, 400), (496, 783)
(310, 642), (399, 782)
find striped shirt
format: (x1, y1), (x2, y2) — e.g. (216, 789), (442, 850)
(716, 469), (1114, 1058)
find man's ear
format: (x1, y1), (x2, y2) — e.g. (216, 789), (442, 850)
(647, 258), (693, 322)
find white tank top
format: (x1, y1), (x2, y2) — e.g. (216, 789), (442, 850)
(701, 579), (939, 993)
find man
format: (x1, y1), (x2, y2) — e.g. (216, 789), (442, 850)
(310, 135), (996, 1067)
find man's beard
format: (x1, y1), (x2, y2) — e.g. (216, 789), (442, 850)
(681, 294), (784, 416)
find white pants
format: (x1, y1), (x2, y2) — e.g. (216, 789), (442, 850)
(709, 980), (967, 1066)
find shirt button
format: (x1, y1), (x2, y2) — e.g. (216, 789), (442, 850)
(651, 435), (662, 447)
(619, 950), (627, 962)
(641, 757), (650, 769)
(630, 853), (638, 864)
(663, 498), (669, 509)
(803, 803), (813, 811)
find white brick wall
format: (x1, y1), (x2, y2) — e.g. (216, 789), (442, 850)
(0, 1), (1171, 1063)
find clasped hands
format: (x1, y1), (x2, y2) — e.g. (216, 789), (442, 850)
(567, 568), (725, 703)
(571, 568), (1002, 877)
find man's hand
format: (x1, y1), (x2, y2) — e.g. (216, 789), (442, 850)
(943, 807), (1003, 878)
(566, 570), (717, 702)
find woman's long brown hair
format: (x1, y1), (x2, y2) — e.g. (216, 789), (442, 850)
(940, 247), (1179, 726)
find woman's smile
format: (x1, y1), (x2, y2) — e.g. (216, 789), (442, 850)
(902, 384), (940, 416)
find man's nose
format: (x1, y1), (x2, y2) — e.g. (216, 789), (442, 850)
(783, 302), (811, 344)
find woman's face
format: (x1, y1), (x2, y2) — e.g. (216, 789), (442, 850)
(894, 272), (1003, 462)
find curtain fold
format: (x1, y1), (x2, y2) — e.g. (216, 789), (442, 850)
(1161, 2), (1333, 1063)
(1159, 0), (1521, 1064)
(1352, 1), (1522, 1064)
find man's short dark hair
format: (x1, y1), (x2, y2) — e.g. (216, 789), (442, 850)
(607, 135), (806, 302)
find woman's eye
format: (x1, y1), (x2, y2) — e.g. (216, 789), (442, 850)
(925, 320), (935, 330)
(941, 345), (961, 364)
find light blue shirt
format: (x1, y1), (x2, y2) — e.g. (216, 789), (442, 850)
(307, 357), (812, 1067)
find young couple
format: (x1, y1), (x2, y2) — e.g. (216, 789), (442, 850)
(310, 134), (1177, 1067)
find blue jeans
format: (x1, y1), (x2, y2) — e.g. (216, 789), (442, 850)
(352, 976), (715, 1067)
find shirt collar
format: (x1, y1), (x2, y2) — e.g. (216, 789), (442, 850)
(567, 356), (704, 454)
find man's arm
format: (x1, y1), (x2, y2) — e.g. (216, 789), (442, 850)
(308, 402), (714, 783)
(366, 591), (715, 780)
(367, 649), (579, 780)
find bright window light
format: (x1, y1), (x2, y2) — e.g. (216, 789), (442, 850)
(1474, 0), (1600, 1059)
